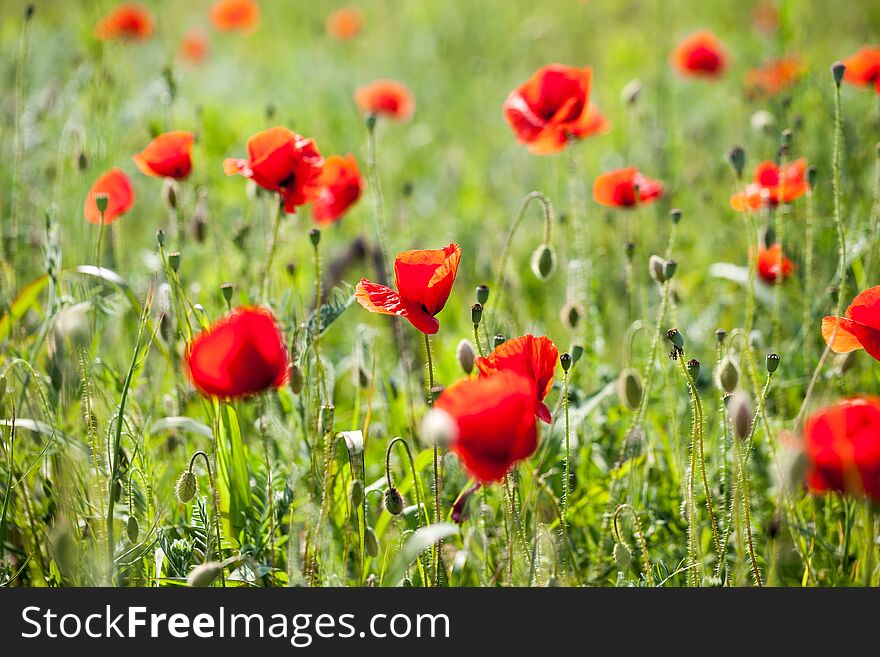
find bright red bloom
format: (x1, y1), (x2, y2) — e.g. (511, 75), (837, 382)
(842, 46), (880, 94)
(503, 65), (610, 155)
(185, 307), (288, 398)
(822, 285), (880, 361)
(133, 131), (194, 180)
(180, 27), (210, 65)
(355, 244), (461, 335)
(84, 169), (135, 225)
(327, 7), (363, 41)
(312, 154), (363, 225)
(354, 80), (414, 121)
(95, 4), (154, 41)
(745, 57), (801, 99)
(756, 243), (794, 284)
(435, 371), (539, 483)
(804, 398), (880, 501)
(475, 335), (558, 423)
(672, 31), (727, 78)
(210, 0), (260, 34)
(592, 167), (663, 208)
(224, 127), (324, 214)
(730, 158), (809, 211)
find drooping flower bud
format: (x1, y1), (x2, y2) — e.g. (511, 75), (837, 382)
(126, 515), (139, 543)
(621, 78), (642, 106)
(715, 356), (740, 393)
(570, 343), (584, 365)
(175, 470), (197, 503)
(727, 391), (754, 440)
(663, 260), (677, 281)
(364, 526), (379, 558)
(187, 561), (225, 587)
(616, 368), (643, 410)
(421, 408), (458, 448)
(456, 339), (476, 374)
(530, 243), (558, 281)
(350, 480), (363, 508)
(384, 487), (404, 516)
(649, 254), (666, 283)
(613, 541), (632, 569)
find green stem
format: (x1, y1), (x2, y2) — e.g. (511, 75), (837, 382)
(424, 333), (442, 587)
(562, 370), (571, 526)
(260, 195), (283, 302)
(613, 504), (654, 586)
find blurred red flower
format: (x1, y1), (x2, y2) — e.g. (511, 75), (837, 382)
(842, 46), (880, 94)
(756, 243), (794, 284)
(327, 7), (363, 41)
(84, 169), (135, 224)
(224, 127), (324, 214)
(185, 307), (288, 398)
(210, 0), (260, 34)
(95, 4), (154, 41)
(180, 27), (210, 65)
(804, 398), (880, 501)
(312, 154), (363, 225)
(672, 31), (727, 78)
(355, 244), (461, 335)
(822, 285), (880, 361)
(503, 64), (609, 155)
(475, 334), (558, 423)
(592, 167), (662, 208)
(435, 371), (539, 482)
(355, 80), (414, 121)
(745, 57), (801, 99)
(730, 158), (808, 211)
(133, 131), (194, 180)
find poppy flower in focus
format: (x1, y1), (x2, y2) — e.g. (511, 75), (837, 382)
(180, 27), (210, 65)
(210, 0), (260, 34)
(672, 31), (727, 78)
(592, 167), (663, 208)
(841, 46), (880, 94)
(95, 4), (154, 41)
(133, 131), (194, 180)
(730, 158), (808, 211)
(354, 80), (414, 121)
(84, 169), (135, 225)
(434, 371), (539, 483)
(475, 334), (558, 423)
(355, 244), (461, 335)
(745, 57), (801, 99)
(327, 7), (363, 40)
(503, 65), (609, 155)
(224, 127), (324, 214)
(756, 243), (794, 284)
(185, 306), (288, 398)
(822, 285), (880, 361)
(804, 397), (880, 501)
(312, 154), (364, 225)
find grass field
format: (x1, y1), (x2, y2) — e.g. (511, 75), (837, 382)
(1, 0), (880, 587)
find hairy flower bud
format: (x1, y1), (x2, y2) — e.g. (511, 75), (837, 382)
(616, 368), (643, 410)
(715, 356), (740, 393)
(530, 243), (558, 281)
(175, 470), (197, 503)
(457, 339), (476, 374)
(384, 487), (404, 516)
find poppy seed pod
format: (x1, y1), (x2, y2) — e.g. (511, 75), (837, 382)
(126, 515), (139, 543)
(221, 282), (233, 303)
(560, 301), (584, 329)
(570, 343), (584, 365)
(766, 352), (781, 374)
(308, 228), (321, 248)
(715, 328), (727, 344)
(531, 243), (558, 281)
(670, 208), (682, 224)
(384, 487), (404, 516)
(471, 303), (483, 326)
(187, 561), (225, 588)
(493, 334), (506, 349)
(831, 61), (846, 86)
(715, 356), (740, 393)
(686, 358), (701, 380)
(728, 391), (754, 440)
(727, 145), (746, 178)
(168, 251), (181, 272)
(476, 285), (490, 305)
(365, 113), (377, 131)
(175, 470), (197, 503)
(666, 328), (685, 349)
(95, 193), (109, 214)
(350, 480), (363, 508)
(364, 526), (379, 558)
(560, 352), (572, 372)
(616, 367), (643, 410)
(457, 339), (476, 374)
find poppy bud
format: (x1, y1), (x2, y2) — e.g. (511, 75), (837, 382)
(831, 61), (846, 86)
(187, 561), (224, 587)
(560, 352), (572, 372)
(727, 391), (754, 440)
(350, 480), (363, 508)
(715, 356), (740, 393)
(175, 470), (197, 503)
(456, 339), (476, 374)
(670, 208), (682, 224)
(365, 112), (378, 131)
(649, 254), (667, 283)
(156, 228), (165, 247)
(727, 145), (746, 178)
(807, 166), (818, 189)
(621, 79), (642, 106)
(364, 526), (379, 558)
(613, 541), (632, 569)
(715, 328), (726, 344)
(319, 404), (334, 435)
(570, 343), (584, 365)
(624, 241), (635, 261)
(162, 178), (179, 210)
(471, 303), (483, 326)
(219, 283), (233, 305)
(78, 151), (88, 171)
(531, 243), (558, 281)
(25, 4), (34, 20)
(289, 363), (304, 394)
(766, 352), (780, 374)
(475, 285), (489, 305)
(560, 301), (584, 329)
(126, 515), (139, 543)
(168, 251), (181, 272)
(493, 334), (506, 349)
(666, 327), (684, 349)
(95, 193), (109, 214)
(308, 228), (321, 248)
(781, 128), (793, 146)
(384, 487), (404, 516)
(663, 259), (677, 281)
(616, 367), (643, 410)
(686, 358), (700, 380)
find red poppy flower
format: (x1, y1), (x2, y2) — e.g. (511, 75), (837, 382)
(354, 80), (414, 121)
(355, 244), (461, 335)
(672, 31), (727, 78)
(756, 243), (794, 284)
(312, 154), (364, 225)
(84, 169), (135, 225)
(730, 158), (809, 211)
(210, 0), (260, 34)
(180, 27), (210, 65)
(822, 285), (880, 361)
(592, 167), (663, 208)
(435, 371), (539, 483)
(327, 7), (363, 41)
(745, 57), (801, 99)
(223, 127), (324, 214)
(185, 306), (288, 398)
(842, 46), (880, 94)
(133, 131), (194, 180)
(804, 397), (880, 501)
(475, 334), (558, 423)
(503, 65), (610, 155)
(95, 4), (154, 41)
